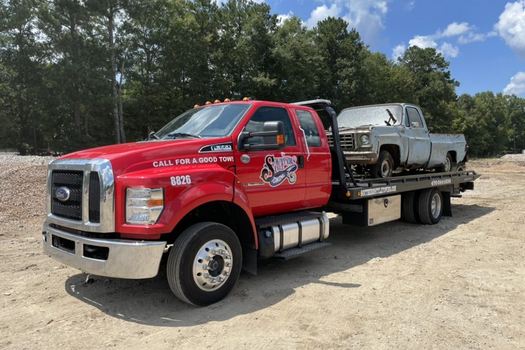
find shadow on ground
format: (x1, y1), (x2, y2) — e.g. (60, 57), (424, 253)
(65, 203), (493, 327)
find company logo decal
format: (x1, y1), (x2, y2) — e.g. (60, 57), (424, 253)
(431, 178), (452, 186)
(199, 142), (233, 153)
(260, 154), (298, 187)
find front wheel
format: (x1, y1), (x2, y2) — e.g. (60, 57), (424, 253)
(166, 222), (242, 306)
(372, 150), (394, 178)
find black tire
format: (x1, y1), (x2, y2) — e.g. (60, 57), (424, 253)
(401, 191), (419, 223)
(372, 150), (394, 178)
(438, 153), (455, 172)
(417, 189), (443, 225)
(166, 222), (242, 306)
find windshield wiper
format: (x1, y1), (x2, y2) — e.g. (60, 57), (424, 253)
(165, 132), (202, 139)
(147, 131), (159, 140)
(384, 108), (397, 126)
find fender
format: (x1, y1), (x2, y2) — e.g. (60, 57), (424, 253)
(115, 165), (257, 245)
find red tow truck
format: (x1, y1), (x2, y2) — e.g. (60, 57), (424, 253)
(43, 99), (479, 305)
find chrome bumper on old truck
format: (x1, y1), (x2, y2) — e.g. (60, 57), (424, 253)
(342, 151), (378, 164)
(42, 222), (166, 279)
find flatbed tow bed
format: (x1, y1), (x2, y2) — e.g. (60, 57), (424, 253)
(337, 170), (479, 199)
(294, 99), (480, 227)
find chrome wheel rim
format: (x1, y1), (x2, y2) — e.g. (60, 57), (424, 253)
(430, 192), (442, 219)
(193, 239), (233, 291)
(444, 157), (451, 172)
(381, 160), (391, 177)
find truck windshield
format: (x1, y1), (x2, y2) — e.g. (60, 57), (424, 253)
(154, 104), (251, 139)
(338, 105), (403, 128)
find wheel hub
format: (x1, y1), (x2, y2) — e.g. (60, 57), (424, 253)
(193, 239), (232, 291)
(381, 160), (390, 177)
(431, 192), (442, 219)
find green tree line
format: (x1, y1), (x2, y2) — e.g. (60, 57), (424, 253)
(1, 0), (524, 156)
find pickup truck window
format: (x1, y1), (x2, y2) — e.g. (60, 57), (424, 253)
(406, 107), (424, 128)
(245, 107), (296, 146)
(155, 104), (250, 139)
(296, 110), (321, 147)
(338, 105), (402, 128)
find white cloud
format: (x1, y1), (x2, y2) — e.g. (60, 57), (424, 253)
(504, 72), (525, 96)
(392, 44), (406, 60)
(440, 22), (472, 37)
(439, 42), (459, 58)
(495, 0), (525, 57)
(277, 11), (294, 26)
(409, 35), (437, 49)
(392, 37), (458, 59)
(392, 19), (498, 60)
(305, 0), (388, 43)
(305, 4), (341, 28)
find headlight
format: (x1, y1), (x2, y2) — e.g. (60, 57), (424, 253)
(126, 187), (164, 225)
(360, 134), (370, 145)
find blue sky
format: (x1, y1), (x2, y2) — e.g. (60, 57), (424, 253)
(264, 0), (525, 97)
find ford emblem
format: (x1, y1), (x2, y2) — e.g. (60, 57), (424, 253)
(55, 186), (71, 202)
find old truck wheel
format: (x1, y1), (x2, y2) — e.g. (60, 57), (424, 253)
(166, 222), (242, 306)
(372, 150), (394, 178)
(401, 191), (419, 223)
(417, 189), (443, 225)
(439, 153), (454, 172)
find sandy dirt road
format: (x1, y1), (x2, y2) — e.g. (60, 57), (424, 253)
(0, 155), (524, 349)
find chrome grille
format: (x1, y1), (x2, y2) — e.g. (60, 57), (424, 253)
(327, 132), (355, 150)
(46, 159), (115, 233)
(51, 170), (83, 220)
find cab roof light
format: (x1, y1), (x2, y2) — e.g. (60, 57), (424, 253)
(205, 101), (212, 105)
(242, 97), (250, 101)
(194, 104), (200, 108)
(214, 99), (221, 103)
(224, 98), (231, 102)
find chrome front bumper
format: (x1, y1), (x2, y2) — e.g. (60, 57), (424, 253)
(42, 222), (166, 279)
(342, 151), (378, 164)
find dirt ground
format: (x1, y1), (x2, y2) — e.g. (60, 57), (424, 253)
(0, 154), (524, 349)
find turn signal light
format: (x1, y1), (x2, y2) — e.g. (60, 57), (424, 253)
(276, 134), (285, 145)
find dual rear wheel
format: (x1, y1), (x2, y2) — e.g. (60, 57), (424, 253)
(402, 188), (444, 225)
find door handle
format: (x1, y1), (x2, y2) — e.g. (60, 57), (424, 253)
(297, 155), (304, 169)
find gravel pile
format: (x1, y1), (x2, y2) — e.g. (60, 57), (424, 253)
(0, 153), (55, 224)
(501, 153), (525, 162)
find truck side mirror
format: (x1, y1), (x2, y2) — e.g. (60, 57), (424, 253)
(239, 121), (286, 151)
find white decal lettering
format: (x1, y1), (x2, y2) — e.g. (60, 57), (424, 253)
(171, 175), (192, 186)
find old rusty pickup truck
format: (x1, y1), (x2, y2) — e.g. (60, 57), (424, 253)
(330, 103), (468, 178)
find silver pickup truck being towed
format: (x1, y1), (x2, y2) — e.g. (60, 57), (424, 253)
(330, 103), (467, 178)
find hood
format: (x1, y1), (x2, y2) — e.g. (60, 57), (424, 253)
(60, 138), (232, 175)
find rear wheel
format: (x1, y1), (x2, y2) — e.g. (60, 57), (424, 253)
(439, 153), (455, 172)
(372, 150), (394, 178)
(166, 222), (242, 306)
(417, 189), (443, 225)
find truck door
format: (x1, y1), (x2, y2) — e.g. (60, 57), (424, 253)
(294, 108), (332, 208)
(234, 106), (306, 216)
(404, 106), (431, 166)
